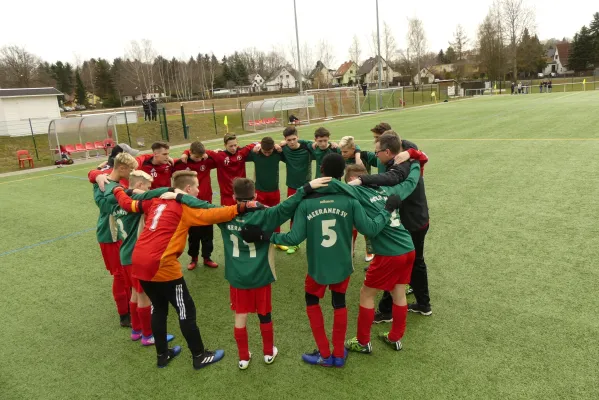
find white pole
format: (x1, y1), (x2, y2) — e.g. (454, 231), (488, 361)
(294, 0), (303, 93)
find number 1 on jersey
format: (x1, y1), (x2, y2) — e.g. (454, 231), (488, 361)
(230, 234), (257, 258)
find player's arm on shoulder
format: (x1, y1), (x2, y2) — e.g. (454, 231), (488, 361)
(239, 142), (258, 158)
(131, 187), (173, 200)
(112, 187), (146, 213)
(269, 203), (307, 246)
(88, 169), (108, 185)
(351, 198), (391, 237)
(360, 162), (410, 187)
(384, 161), (421, 200)
(181, 203), (238, 228)
(173, 193), (219, 209)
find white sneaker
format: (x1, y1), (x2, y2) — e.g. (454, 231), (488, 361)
(238, 352), (252, 370)
(264, 346), (278, 365)
(365, 253), (374, 262)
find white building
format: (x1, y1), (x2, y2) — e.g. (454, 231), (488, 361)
(414, 67), (437, 85)
(0, 87), (62, 137)
(543, 44), (571, 76)
(358, 56), (396, 85)
(265, 67), (303, 91)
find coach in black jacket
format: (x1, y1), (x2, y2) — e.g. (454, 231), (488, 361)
(355, 132), (432, 319)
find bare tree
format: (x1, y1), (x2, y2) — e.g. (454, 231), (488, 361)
(0, 46), (42, 88)
(398, 48), (415, 84)
(501, 0), (534, 79)
(317, 40), (336, 69)
(407, 18), (428, 86)
(477, 4), (507, 81)
(348, 35), (362, 66)
(289, 41), (315, 78)
(123, 39), (157, 96)
(382, 22), (398, 81)
(450, 24), (470, 61)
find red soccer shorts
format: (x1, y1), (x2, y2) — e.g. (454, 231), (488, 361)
(122, 265), (144, 293)
(99, 241), (122, 275)
(230, 284), (272, 315)
(221, 195), (236, 206)
(365, 251), (416, 291)
(256, 190), (280, 207)
(287, 187), (297, 198)
(305, 274), (350, 298)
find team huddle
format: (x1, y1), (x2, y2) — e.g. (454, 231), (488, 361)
(89, 122), (431, 370)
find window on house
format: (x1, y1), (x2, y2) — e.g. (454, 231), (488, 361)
(286, 75), (290, 78)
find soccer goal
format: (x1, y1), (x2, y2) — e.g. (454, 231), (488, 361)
(303, 87), (361, 121)
(361, 87), (405, 113)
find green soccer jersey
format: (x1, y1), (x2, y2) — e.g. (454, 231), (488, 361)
(270, 190), (390, 285)
(246, 151), (284, 192)
(310, 146), (339, 178)
(347, 150), (376, 174)
(215, 187), (306, 289)
(93, 180), (122, 243)
(282, 140), (313, 189)
(318, 162), (421, 256)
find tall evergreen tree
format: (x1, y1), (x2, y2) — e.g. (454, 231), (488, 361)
(233, 53), (249, 85)
(75, 69), (87, 106)
(589, 12), (599, 66)
(50, 61), (74, 96)
(445, 46), (456, 63)
(95, 58), (119, 107)
(437, 49), (446, 64)
(569, 26), (593, 71)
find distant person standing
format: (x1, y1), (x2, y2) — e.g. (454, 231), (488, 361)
(511, 82), (515, 95)
(517, 82), (522, 94)
(150, 98), (158, 121)
(548, 80), (553, 93)
(539, 81), (543, 93)
(142, 97), (151, 121)
(361, 82), (368, 96)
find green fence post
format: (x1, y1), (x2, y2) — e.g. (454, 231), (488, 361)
(368, 93), (371, 111)
(239, 100), (244, 131)
(181, 104), (188, 139)
(162, 108), (169, 141)
(28, 118), (40, 160)
(212, 104), (218, 135)
(123, 111), (132, 146)
(323, 95), (327, 118)
(339, 90), (343, 115)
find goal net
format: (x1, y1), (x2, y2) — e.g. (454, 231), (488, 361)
(361, 87), (405, 113)
(303, 87), (360, 121)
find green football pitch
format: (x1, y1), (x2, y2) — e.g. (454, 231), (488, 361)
(1, 91), (599, 399)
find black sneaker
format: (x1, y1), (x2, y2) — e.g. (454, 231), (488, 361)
(119, 313), (131, 328)
(193, 349), (225, 370)
(157, 346), (182, 368)
(408, 303), (432, 316)
(373, 311), (393, 324)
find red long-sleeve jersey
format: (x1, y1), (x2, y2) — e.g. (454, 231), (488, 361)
(406, 148), (429, 176)
(88, 168), (129, 188)
(136, 154), (172, 189)
(172, 158), (216, 203)
(186, 144), (256, 200)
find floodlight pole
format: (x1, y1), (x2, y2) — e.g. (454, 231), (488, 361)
(294, 0), (303, 93)
(376, 0), (383, 91)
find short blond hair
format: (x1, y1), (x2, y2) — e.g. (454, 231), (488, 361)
(338, 136), (355, 149)
(114, 153), (138, 170)
(129, 170), (153, 187)
(172, 170), (197, 189)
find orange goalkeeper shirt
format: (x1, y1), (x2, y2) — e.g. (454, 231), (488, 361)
(131, 199), (238, 282)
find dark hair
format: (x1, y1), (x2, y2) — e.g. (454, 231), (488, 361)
(232, 178), (255, 200)
(314, 127), (330, 138)
(283, 126), (298, 138)
(151, 141), (169, 151)
(172, 170), (197, 189)
(224, 134), (237, 144)
(261, 136), (275, 151)
(344, 164), (368, 183)
(378, 132), (401, 154)
(190, 141), (205, 155)
(321, 153), (346, 180)
(371, 122), (392, 135)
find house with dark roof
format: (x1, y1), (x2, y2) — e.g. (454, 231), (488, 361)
(0, 87), (63, 136)
(358, 56), (396, 85)
(265, 66), (305, 91)
(308, 61), (334, 88)
(333, 61), (358, 85)
(543, 43), (572, 75)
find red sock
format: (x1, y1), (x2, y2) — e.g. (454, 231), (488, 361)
(138, 306), (153, 337)
(260, 322), (274, 356)
(332, 307), (348, 358)
(112, 272), (129, 316)
(388, 304), (408, 342)
(306, 305), (331, 358)
(129, 302), (141, 331)
(357, 306), (375, 345)
(234, 327), (250, 361)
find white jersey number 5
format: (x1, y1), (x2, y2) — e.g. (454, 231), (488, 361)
(321, 219), (337, 248)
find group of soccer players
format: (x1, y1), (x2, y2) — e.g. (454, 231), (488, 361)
(88, 120), (431, 370)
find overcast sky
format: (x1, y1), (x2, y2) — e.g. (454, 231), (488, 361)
(1, 0), (590, 67)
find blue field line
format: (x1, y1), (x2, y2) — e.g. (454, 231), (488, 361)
(0, 227), (95, 257)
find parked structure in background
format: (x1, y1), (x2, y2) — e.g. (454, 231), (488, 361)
(0, 87), (62, 137)
(308, 61), (335, 89)
(543, 42), (573, 76)
(332, 61), (358, 86)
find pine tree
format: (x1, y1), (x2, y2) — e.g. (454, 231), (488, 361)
(589, 12), (599, 66)
(569, 26), (593, 71)
(75, 69), (87, 106)
(437, 49), (446, 64)
(233, 53), (249, 85)
(445, 46), (456, 63)
(94, 58), (119, 107)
